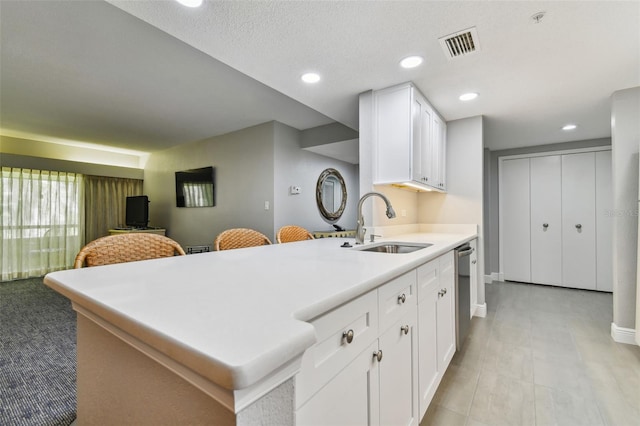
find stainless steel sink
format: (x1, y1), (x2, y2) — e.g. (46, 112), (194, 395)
(356, 242), (432, 254)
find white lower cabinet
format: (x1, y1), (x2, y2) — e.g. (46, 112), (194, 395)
(296, 251), (458, 425)
(416, 251), (455, 419)
(379, 309), (419, 426)
(296, 264), (442, 426)
(296, 340), (380, 426)
(469, 239), (478, 318)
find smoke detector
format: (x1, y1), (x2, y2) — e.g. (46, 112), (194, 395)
(531, 12), (546, 24)
(438, 27), (480, 60)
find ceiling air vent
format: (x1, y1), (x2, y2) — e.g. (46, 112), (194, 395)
(438, 27), (480, 59)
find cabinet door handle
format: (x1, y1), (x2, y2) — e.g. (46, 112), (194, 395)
(543, 223), (549, 228)
(373, 350), (383, 362)
(442, 288), (447, 295)
(342, 329), (354, 344)
(397, 293), (406, 304)
(575, 224), (582, 230)
(400, 325), (409, 335)
(472, 260), (477, 264)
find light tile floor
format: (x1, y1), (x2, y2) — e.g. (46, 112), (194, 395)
(421, 281), (640, 426)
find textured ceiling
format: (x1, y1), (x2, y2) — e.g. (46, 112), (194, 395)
(2, 1), (639, 153)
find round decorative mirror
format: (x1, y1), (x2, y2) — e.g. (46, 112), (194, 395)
(316, 168), (347, 221)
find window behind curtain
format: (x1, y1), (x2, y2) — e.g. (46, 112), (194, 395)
(183, 182), (214, 207)
(0, 167), (84, 281)
(83, 175), (144, 243)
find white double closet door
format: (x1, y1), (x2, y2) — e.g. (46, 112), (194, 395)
(500, 149), (612, 291)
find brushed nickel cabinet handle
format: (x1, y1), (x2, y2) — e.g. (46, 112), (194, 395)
(373, 350), (383, 362)
(342, 329), (354, 344)
(400, 325), (409, 335)
(398, 293), (406, 304)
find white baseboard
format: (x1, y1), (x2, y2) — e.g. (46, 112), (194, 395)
(484, 273), (501, 284)
(473, 303), (487, 318)
(611, 322), (638, 345)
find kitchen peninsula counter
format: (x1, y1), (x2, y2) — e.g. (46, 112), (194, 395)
(44, 226), (477, 424)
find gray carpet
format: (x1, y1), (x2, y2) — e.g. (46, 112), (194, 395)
(0, 277), (77, 426)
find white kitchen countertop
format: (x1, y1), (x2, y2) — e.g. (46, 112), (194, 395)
(44, 229), (476, 396)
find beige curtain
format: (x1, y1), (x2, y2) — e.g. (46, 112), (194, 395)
(83, 175), (143, 244)
(0, 167), (84, 280)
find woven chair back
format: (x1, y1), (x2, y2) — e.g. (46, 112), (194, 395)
(277, 225), (314, 243)
(214, 228), (272, 251)
(74, 233), (186, 268)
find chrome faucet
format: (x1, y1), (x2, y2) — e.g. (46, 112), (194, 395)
(356, 192), (396, 244)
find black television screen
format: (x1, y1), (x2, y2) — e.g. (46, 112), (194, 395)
(126, 195), (149, 228)
(175, 166), (215, 207)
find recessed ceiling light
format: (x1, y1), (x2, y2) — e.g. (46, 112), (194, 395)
(400, 56), (424, 69)
(175, 0), (203, 7)
(562, 124), (577, 131)
(459, 92), (478, 101)
(301, 73), (321, 84)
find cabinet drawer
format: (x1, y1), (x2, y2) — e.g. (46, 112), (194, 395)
(295, 290), (379, 408)
(378, 270), (417, 333)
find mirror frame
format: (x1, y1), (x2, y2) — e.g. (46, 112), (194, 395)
(316, 168), (347, 221)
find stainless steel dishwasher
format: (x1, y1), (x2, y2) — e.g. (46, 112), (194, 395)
(455, 243), (474, 350)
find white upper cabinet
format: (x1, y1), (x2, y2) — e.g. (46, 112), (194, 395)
(431, 113), (447, 190)
(372, 82), (447, 192)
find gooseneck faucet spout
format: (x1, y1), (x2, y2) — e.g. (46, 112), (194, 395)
(356, 192), (396, 244)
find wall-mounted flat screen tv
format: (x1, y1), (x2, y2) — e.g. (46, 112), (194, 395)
(175, 166), (215, 208)
(126, 195), (149, 228)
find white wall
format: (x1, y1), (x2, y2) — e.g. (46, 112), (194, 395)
(419, 116), (485, 305)
(144, 122), (275, 249)
(273, 122), (358, 241)
(611, 87), (640, 331)
(144, 120), (360, 249)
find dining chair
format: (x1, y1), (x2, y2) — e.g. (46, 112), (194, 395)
(214, 228), (272, 251)
(276, 225), (314, 243)
(74, 233), (186, 268)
